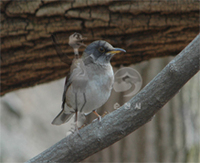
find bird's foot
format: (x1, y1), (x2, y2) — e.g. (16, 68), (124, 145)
(72, 124), (81, 137)
(97, 115), (102, 125)
(92, 110), (102, 125)
(75, 126), (80, 135)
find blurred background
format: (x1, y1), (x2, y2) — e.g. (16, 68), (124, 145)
(1, 0), (199, 162)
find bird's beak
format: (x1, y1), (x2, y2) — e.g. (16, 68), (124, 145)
(106, 48), (126, 55)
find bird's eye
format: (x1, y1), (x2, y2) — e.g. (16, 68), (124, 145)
(98, 47), (105, 53)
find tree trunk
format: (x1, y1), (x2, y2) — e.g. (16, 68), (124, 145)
(0, 0), (199, 95)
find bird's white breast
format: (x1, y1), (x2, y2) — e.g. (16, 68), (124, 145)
(66, 63), (114, 114)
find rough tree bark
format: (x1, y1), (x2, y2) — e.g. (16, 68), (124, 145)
(0, 0), (199, 95)
(26, 33), (199, 163)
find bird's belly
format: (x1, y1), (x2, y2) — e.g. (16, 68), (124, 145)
(66, 77), (113, 114)
(83, 81), (111, 113)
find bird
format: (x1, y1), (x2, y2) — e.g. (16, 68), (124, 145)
(68, 32), (87, 58)
(51, 40), (126, 131)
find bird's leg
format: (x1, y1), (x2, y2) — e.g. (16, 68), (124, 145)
(74, 92), (79, 134)
(93, 110), (102, 123)
(80, 93), (86, 113)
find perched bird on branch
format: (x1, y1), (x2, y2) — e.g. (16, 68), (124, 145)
(51, 39), (126, 132)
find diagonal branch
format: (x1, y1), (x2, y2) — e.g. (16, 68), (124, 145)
(26, 34), (200, 163)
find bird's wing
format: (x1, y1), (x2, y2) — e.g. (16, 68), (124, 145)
(62, 73), (72, 109)
(61, 58), (88, 109)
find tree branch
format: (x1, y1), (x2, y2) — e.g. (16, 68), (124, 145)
(26, 34), (199, 163)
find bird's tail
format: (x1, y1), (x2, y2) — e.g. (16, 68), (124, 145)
(51, 110), (73, 125)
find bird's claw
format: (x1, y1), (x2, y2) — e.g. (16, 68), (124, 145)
(92, 115), (102, 125)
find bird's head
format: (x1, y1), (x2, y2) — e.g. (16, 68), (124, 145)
(82, 40), (126, 65)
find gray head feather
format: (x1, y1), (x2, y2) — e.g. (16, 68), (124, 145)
(82, 40), (125, 65)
